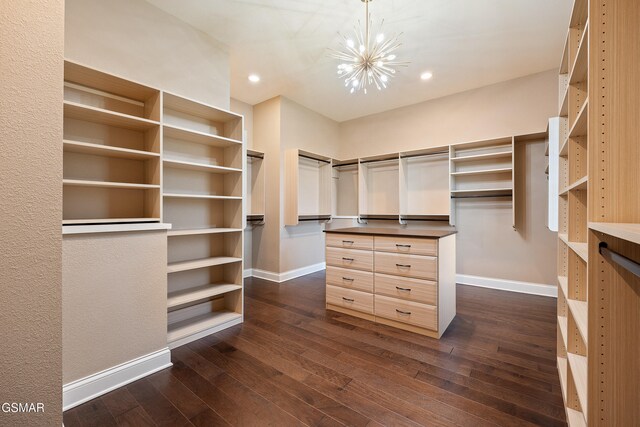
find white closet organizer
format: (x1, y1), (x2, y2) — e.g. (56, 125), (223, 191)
(246, 149), (265, 226)
(62, 61), (162, 225)
(284, 149), (332, 226)
(399, 147), (450, 221)
(332, 159), (359, 218)
(162, 93), (244, 349)
(358, 154), (401, 220)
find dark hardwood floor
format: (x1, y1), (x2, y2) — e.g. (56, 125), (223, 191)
(64, 271), (565, 426)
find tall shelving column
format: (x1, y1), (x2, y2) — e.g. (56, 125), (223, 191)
(161, 92), (244, 349)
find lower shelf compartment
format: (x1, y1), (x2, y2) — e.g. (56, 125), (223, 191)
(167, 311), (242, 348)
(167, 283), (242, 309)
(167, 256), (242, 273)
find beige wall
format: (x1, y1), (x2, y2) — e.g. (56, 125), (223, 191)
(0, 1), (63, 425)
(63, 232), (168, 383)
(65, 0), (231, 108)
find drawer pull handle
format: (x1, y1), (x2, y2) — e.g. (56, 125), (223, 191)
(396, 244), (411, 248)
(342, 297), (355, 302)
(396, 309), (412, 315)
(342, 277), (355, 281)
(342, 257), (355, 261)
(396, 263), (411, 268)
(342, 240), (355, 244)
(396, 286), (412, 292)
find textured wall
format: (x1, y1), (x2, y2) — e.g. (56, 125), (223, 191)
(63, 232), (168, 383)
(0, 1), (64, 425)
(65, 0), (231, 108)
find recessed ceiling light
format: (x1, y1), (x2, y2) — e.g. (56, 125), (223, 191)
(248, 74), (260, 83)
(420, 71), (433, 80)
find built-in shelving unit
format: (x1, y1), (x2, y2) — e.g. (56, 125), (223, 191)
(284, 149), (332, 226)
(246, 150), (265, 226)
(62, 61), (162, 225)
(162, 92), (244, 350)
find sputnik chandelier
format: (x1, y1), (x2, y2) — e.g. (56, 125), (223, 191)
(330, 0), (408, 94)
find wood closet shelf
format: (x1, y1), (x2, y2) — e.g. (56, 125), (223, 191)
(163, 159), (242, 174)
(449, 151), (512, 162)
(557, 356), (568, 402)
(568, 353), (588, 415)
(558, 315), (568, 349)
(450, 167), (512, 177)
(163, 193), (242, 200)
(589, 223), (640, 246)
(63, 140), (160, 160)
(569, 22), (589, 85)
(167, 228), (242, 237)
(167, 311), (242, 345)
(63, 101), (159, 131)
(163, 124), (242, 148)
(167, 256), (242, 274)
(63, 179), (160, 190)
(62, 218), (160, 225)
(167, 284), (242, 309)
(567, 298), (588, 345)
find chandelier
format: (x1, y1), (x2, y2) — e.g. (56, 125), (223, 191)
(330, 0), (408, 94)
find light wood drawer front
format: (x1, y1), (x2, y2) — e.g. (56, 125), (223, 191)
(375, 295), (437, 331)
(326, 247), (373, 272)
(375, 273), (437, 305)
(375, 252), (437, 280)
(327, 285), (374, 314)
(374, 235), (437, 256)
(326, 233), (373, 251)
(326, 266), (373, 293)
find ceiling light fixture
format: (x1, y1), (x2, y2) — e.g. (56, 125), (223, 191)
(420, 71), (433, 80)
(329, 0), (408, 94)
(248, 74), (260, 83)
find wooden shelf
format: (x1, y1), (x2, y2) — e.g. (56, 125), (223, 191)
(558, 356), (568, 401)
(62, 218), (160, 225)
(163, 159), (241, 174)
(589, 223), (640, 246)
(450, 167), (512, 177)
(163, 124), (242, 148)
(567, 353), (588, 415)
(167, 228), (242, 237)
(559, 233), (588, 262)
(167, 283), (242, 309)
(167, 256), (242, 273)
(168, 311), (242, 344)
(559, 84), (569, 117)
(558, 315), (568, 349)
(451, 188), (512, 198)
(163, 193), (242, 200)
(63, 179), (160, 190)
(164, 92), (242, 123)
(63, 140), (159, 160)
(569, 99), (588, 138)
(568, 298), (588, 345)
(450, 151), (512, 163)
(566, 408), (586, 427)
(63, 101), (159, 131)
(558, 275), (568, 297)
(560, 175), (588, 195)
(569, 22), (589, 85)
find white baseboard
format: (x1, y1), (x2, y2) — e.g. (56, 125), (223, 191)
(243, 268), (253, 278)
(250, 262), (326, 283)
(456, 274), (557, 297)
(63, 348), (172, 411)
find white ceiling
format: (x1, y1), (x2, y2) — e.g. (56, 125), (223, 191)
(147, 0), (571, 122)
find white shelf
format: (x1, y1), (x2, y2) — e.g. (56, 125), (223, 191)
(163, 124), (241, 148)
(63, 179), (160, 190)
(450, 151), (512, 163)
(163, 159), (241, 174)
(167, 256), (242, 273)
(63, 140), (160, 160)
(589, 223), (640, 246)
(62, 218), (160, 225)
(167, 283), (242, 309)
(167, 228), (242, 237)
(567, 353), (588, 416)
(163, 193), (242, 200)
(163, 92), (242, 123)
(450, 167), (512, 177)
(63, 101), (159, 131)
(568, 298), (589, 345)
(63, 222), (170, 235)
(451, 188), (512, 198)
(168, 311), (242, 345)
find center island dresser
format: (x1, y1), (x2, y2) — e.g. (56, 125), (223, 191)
(324, 227), (457, 338)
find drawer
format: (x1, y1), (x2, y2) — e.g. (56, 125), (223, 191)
(326, 247), (373, 272)
(375, 273), (437, 305)
(374, 235), (437, 256)
(375, 252), (437, 280)
(374, 295), (437, 331)
(326, 266), (374, 293)
(326, 285), (374, 314)
(326, 233), (373, 251)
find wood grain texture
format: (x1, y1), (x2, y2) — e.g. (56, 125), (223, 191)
(65, 271), (566, 426)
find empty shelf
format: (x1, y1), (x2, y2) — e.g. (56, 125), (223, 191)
(558, 275), (568, 297)
(451, 167), (512, 177)
(450, 151), (512, 162)
(62, 218), (160, 225)
(566, 408), (586, 427)
(63, 140), (160, 160)
(559, 84), (569, 117)
(163, 124), (241, 148)
(167, 283), (242, 309)
(567, 353), (588, 415)
(589, 223), (640, 246)
(168, 228), (242, 237)
(559, 234), (588, 262)
(63, 179), (160, 190)
(168, 311), (242, 345)
(64, 101), (159, 131)
(557, 356), (568, 401)
(558, 316), (568, 349)
(163, 193), (242, 200)
(569, 22), (589, 85)
(451, 188), (512, 198)
(568, 298), (588, 345)
(569, 99), (588, 138)
(164, 92), (242, 123)
(163, 159), (241, 174)
(167, 256), (242, 273)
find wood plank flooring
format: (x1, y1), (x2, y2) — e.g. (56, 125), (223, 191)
(64, 271), (566, 426)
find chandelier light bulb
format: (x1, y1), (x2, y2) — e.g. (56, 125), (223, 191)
(359, 45), (365, 53)
(381, 75), (388, 82)
(376, 33), (384, 43)
(387, 54), (396, 60)
(352, 79), (359, 87)
(421, 71), (433, 80)
(347, 39), (354, 48)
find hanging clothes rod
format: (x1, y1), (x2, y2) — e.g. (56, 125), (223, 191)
(332, 161), (358, 168)
(451, 194), (512, 199)
(599, 242), (640, 278)
(299, 154), (331, 164)
(247, 153), (264, 159)
(401, 150), (449, 159)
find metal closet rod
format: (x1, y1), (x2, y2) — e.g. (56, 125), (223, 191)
(247, 153), (264, 159)
(451, 194), (512, 199)
(599, 242), (640, 278)
(401, 150), (450, 159)
(299, 154), (331, 164)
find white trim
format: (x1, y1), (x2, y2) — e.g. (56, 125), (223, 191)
(63, 348), (171, 411)
(243, 268), (253, 278)
(168, 316), (243, 350)
(250, 262), (326, 283)
(457, 274), (557, 297)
